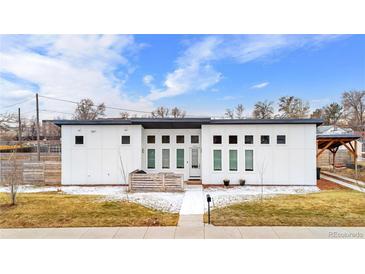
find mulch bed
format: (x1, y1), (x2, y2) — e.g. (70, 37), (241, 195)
(317, 179), (348, 190)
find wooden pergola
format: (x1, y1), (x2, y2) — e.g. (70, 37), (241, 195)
(317, 134), (361, 168)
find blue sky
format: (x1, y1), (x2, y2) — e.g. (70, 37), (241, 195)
(0, 34), (364, 118)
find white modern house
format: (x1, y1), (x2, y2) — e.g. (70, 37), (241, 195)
(52, 118), (322, 186)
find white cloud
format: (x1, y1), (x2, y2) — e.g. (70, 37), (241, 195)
(0, 35), (153, 118)
(251, 82), (269, 89)
(142, 74), (155, 89)
(146, 35), (343, 101)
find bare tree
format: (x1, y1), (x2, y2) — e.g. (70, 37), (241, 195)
(151, 106), (169, 118)
(257, 158), (268, 202)
(0, 112), (17, 131)
(235, 104), (245, 119)
(171, 107), (186, 118)
(224, 108), (234, 119)
(310, 108), (324, 119)
(252, 100), (274, 119)
(278, 96), (310, 118)
(342, 90), (365, 131)
(120, 112), (130, 119)
(73, 98), (106, 120)
(323, 102), (343, 126)
(2, 152), (22, 205)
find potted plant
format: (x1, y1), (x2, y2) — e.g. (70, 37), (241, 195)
(239, 179), (246, 186)
(223, 179), (230, 186)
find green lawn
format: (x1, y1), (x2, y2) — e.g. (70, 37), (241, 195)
(0, 192), (178, 228)
(205, 190), (365, 226)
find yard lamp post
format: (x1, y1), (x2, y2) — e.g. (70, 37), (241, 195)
(206, 194), (212, 224)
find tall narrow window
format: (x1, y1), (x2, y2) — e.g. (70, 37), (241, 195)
(245, 150), (254, 171)
(147, 149), (155, 169)
(229, 150), (238, 171)
(176, 149), (184, 169)
(213, 150), (222, 171)
(162, 149), (170, 169)
(75, 136), (84, 144)
(261, 135), (270, 144)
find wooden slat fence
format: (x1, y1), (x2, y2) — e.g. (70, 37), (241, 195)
(129, 172), (184, 192)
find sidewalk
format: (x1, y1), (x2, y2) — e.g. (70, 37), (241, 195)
(0, 226), (364, 239)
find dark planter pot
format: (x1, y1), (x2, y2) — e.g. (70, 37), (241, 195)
(223, 179), (230, 186)
(239, 179), (246, 186)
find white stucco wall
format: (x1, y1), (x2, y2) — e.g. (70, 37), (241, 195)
(201, 124), (317, 185)
(141, 128), (201, 180)
(61, 125), (142, 185)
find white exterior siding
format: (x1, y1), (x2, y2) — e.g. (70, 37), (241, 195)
(141, 128), (201, 180)
(61, 125), (142, 185)
(60, 122), (317, 186)
(201, 124), (317, 185)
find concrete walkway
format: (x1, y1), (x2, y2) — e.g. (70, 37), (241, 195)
(179, 185), (204, 215)
(322, 174), (365, 192)
(0, 226), (364, 239)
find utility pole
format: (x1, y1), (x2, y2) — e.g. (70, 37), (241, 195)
(18, 108), (22, 144)
(36, 93), (40, 161)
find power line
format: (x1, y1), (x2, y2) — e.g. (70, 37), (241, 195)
(1, 97), (34, 109)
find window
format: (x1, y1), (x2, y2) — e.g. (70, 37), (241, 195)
(191, 135), (199, 144)
(147, 149), (155, 169)
(213, 150), (222, 171)
(162, 149), (170, 169)
(277, 135), (286, 144)
(176, 149), (184, 169)
(261, 135), (270, 144)
(147, 135), (155, 144)
(162, 135), (170, 144)
(176, 135), (184, 144)
(75, 136), (84, 144)
(121, 136), (130, 144)
(245, 150), (254, 171)
(229, 135), (238, 144)
(245, 135), (254, 144)
(229, 150), (238, 171)
(213, 135), (222, 144)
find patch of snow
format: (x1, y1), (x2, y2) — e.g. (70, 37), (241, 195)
(0, 185), (184, 213)
(204, 186), (320, 210)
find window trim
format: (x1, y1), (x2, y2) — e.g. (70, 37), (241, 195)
(277, 135), (286, 144)
(162, 148), (170, 169)
(75, 135), (84, 145)
(245, 149), (254, 172)
(260, 135), (270, 144)
(147, 149), (156, 169)
(229, 149), (238, 172)
(191, 135), (199, 144)
(121, 135), (130, 144)
(213, 149), (222, 171)
(147, 135), (155, 144)
(162, 135), (170, 144)
(176, 149), (184, 169)
(244, 135), (254, 144)
(176, 135), (185, 144)
(229, 135), (238, 145)
(213, 135), (222, 144)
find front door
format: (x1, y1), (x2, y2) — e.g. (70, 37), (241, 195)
(189, 147), (201, 178)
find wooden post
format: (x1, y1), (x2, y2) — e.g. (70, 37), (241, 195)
(354, 140), (358, 181)
(128, 173), (132, 191)
(162, 173), (166, 191)
(36, 93), (41, 161)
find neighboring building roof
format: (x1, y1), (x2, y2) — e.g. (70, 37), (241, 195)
(316, 125), (353, 135)
(47, 117), (323, 129)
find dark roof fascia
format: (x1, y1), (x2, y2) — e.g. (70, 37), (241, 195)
(210, 118), (323, 126)
(317, 134), (361, 140)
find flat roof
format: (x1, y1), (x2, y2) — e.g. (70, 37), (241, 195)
(47, 117), (323, 128)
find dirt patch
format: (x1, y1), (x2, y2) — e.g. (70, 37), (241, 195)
(317, 179), (348, 190)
